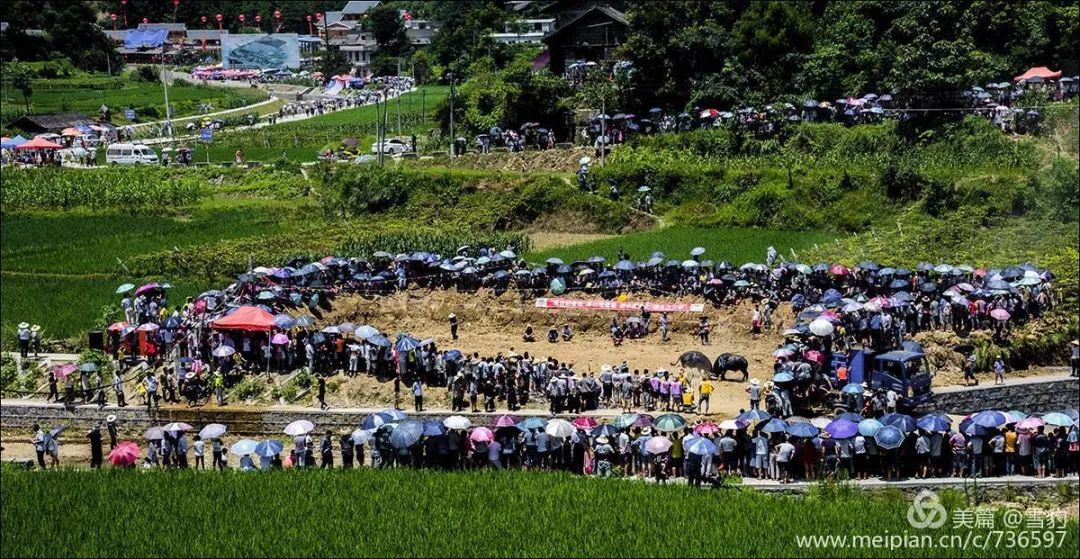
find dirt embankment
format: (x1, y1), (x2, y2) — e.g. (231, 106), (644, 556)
(419, 147), (594, 173)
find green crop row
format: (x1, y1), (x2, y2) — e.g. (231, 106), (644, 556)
(0, 167), (204, 212)
(2, 468), (1077, 558)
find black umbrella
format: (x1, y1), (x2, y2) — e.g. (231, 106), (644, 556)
(678, 351), (712, 371)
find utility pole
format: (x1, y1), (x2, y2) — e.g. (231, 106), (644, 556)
(448, 72), (455, 158)
(421, 88), (426, 123)
(600, 97), (605, 167)
(397, 92), (402, 135)
(161, 43), (173, 139)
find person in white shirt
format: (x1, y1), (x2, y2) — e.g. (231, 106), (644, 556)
(775, 437), (796, 483)
(193, 436), (206, 469)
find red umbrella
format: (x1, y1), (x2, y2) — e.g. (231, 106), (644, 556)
(108, 441), (140, 466)
(829, 264), (850, 276)
(699, 108), (720, 118)
(15, 136), (64, 150)
(107, 322), (130, 332)
(572, 416), (599, 430)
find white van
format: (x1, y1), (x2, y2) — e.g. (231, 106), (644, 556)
(105, 143), (159, 165)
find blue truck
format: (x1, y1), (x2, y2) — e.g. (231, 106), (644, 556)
(844, 347), (934, 411)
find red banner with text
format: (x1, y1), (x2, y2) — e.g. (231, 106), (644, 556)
(534, 298), (704, 313)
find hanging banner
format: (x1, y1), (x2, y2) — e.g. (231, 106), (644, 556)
(534, 298), (704, 313)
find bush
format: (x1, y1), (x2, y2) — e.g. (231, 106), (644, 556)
(228, 376), (264, 402)
(135, 65), (159, 82)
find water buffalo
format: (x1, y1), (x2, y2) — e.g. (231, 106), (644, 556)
(713, 353), (749, 381)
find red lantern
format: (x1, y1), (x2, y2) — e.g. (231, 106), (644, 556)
(174, 0), (179, 6)
(255, 15), (262, 23)
(142, 17), (149, 24)
(110, 13), (117, 21)
(216, 14), (223, 21)
(238, 14), (245, 23)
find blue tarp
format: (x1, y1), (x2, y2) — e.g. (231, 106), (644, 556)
(125, 29), (168, 49)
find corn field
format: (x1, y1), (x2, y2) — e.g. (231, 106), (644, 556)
(0, 167), (204, 212)
(2, 468), (1077, 557)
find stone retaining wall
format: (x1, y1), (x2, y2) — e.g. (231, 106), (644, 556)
(918, 377), (1079, 415)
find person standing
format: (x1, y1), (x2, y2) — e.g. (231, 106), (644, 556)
(212, 437), (224, 471)
(143, 371), (159, 413)
(412, 378), (424, 412)
(30, 424), (47, 469)
(320, 431), (334, 469)
(17, 322), (31, 359)
(658, 313), (670, 343)
(449, 314), (459, 340)
(87, 423), (104, 468)
(193, 435), (205, 469)
(593, 436), (615, 477)
(213, 372), (225, 407)
(775, 436), (796, 483)
(317, 375), (328, 410)
(963, 352), (978, 386)
(113, 370), (126, 407)
(341, 433), (354, 469)
(47, 370), (59, 402)
(698, 378), (713, 415)
(746, 379), (762, 410)
(993, 355), (1006, 385)
(698, 316), (710, 345)
(106, 415), (119, 449)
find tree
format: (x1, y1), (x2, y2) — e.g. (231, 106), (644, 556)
(410, 49), (433, 84)
(319, 48), (351, 79)
(10, 62), (33, 112)
(367, 3), (411, 57)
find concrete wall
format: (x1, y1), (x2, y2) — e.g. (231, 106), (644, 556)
(917, 376), (1079, 415)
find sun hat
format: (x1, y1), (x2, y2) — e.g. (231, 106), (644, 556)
(106, 415), (117, 423)
(751, 379), (760, 385)
(18, 322), (29, 329)
(30, 325), (41, 332)
(596, 436), (610, 444)
(186, 372), (197, 380)
(641, 427), (653, 435)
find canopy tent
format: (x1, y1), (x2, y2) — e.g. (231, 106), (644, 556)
(15, 136), (64, 150)
(124, 29), (168, 49)
(1, 135), (27, 149)
(1013, 66), (1061, 82)
(210, 306), (276, 331)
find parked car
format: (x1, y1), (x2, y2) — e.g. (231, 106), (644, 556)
(371, 138), (411, 155)
(105, 143), (159, 165)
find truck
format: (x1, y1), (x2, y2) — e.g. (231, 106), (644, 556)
(844, 348), (934, 411)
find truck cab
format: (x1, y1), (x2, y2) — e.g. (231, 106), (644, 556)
(845, 349), (934, 411)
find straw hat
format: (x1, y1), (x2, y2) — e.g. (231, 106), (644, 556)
(18, 322), (29, 329)
(30, 325), (41, 332)
(751, 378), (760, 385)
(106, 415), (117, 423)
(601, 364), (612, 373)
(186, 372), (197, 380)
(596, 436), (610, 444)
(641, 427), (653, 435)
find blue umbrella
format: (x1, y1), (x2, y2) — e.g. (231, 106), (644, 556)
(230, 439), (259, 456)
(881, 413), (917, 433)
(916, 414), (952, 433)
(163, 316), (181, 329)
(960, 418), (992, 437)
(841, 383), (864, 395)
(759, 418), (789, 433)
(274, 315), (297, 329)
(889, 279), (909, 289)
(685, 437), (718, 456)
(787, 422), (819, 438)
(825, 419), (859, 439)
(614, 260), (635, 271)
(874, 426), (905, 449)
(971, 410), (1008, 429)
(395, 334), (422, 352)
(592, 425), (620, 438)
(354, 325), (379, 339)
(772, 372), (794, 383)
(389, 420), (424, 448)
(257, 290), (276, 301)
(858, 418), (884, 437)
(737, 409), (771, 422)
(443, 349), (463, 361)
(253, 439), (284, 458)
(367, 335), (391, 348)
(517, 417), (548, 430)
(380, 408), (408, 422)
(116, 283), (136, 294)
(422, 420), (447, 437)
(836, 412), (863, 423)
(294, 315), (316, 328)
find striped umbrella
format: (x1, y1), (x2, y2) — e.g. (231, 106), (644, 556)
(654, 414), (686, 432)
(493, 415), (518, 428)
(389, 420), (424, 448)
(591, 424), (620, 438)
(611, 413), (639, 429)
(684, 436), (717, 456)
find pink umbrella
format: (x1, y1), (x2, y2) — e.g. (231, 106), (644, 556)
(53, 363), (77, 380)
(869, 296), (891, 309)
(572, 416), (599, 430)
(805, 350), (824, 364)
(829, 264), (849, 276)
(108, 441), (140, 467)
(645, 436), (673, 454)
(271, 333), (290, 345)
(493, 415), (517, 428)
(136, 323), (159, 332)
(135, 282), (161, 296)
(1016, 417), (1045, 431)
(693, 422), (720, 435)
(990, 309), (1011, 321)
(469, 427), (494, 443)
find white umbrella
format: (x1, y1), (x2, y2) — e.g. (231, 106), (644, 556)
(162, 422), (193, 432)
(212, 346), (236, 358)
(809, 318), (834, 337)
(198, 423), (227, 439)
(230, 439), (258, 456)
(810, 417), (831, 429)
(443, 415), (472, 430)
(283, 419), (315, 436)
(350, 428), (373, 446)
(545, 418), (576, 438)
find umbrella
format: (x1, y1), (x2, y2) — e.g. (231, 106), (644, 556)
(841, 383), (864, 395)
(271, 333), (290, 345)
(231, 439), (259, 456)
(350, 429), (373, 446)
(470, 426), (496, 442)
(989, 309), (1011, 321)
(367, 335), (391, 348)
(494, 415), (519, 428)
(694, 422), (721, 435)
(572, 417), (599, 430)
(212, 346), (235, 358)
(354, 325), (379, 339)
(443, 416), (472, 430)
(772, 372), (794, 383)
(632, 414), (656, 428)
(611, 414), (639, 430)
(645, 437), (673, 454)
(759, 418), (788, 433)
(685, 437), (717, 456)
(836, 412), (863, 423)
(654, 414), (686, 432)
(422, 420), (447, 437)
(874, 426), (905, 450)
(380, 409), (408, 421)
(916, 415), (951, 433)
(144, 427), (165, 440)
(825, 419), (859, 439)
(717, 419), (746, 431)
(1041, 412), (1073, 427)
(881, 413), (916, 432)
(787, 422), (819, 438)
(394, 334), (422, 352)
(162, 422), (192, 432)
(592, 424), (620, 438)
(283, 420), (315, 436)
(858, 418), (884, 437)
(971, 410), (1008, 429)
(545, 419), (576, 438)
(1015, 417), (1045, 431)
(254, 439), (284, 458)
(295, 316), (316, 328)
(116, 283), (135, 294)
(108, 441), (140, 466)
(390, 420), (424, 448)
(135, 282), (161, 296)
(737, 410), (771, 422)
(198, 424), (227, 440)
(678, 351), (712, 371)
(79, 362), (99, 373)
(809, 318), (834, 336)
(517, 417), (548, 431)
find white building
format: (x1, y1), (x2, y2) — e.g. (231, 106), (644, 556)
(490, 18), (555, 44)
